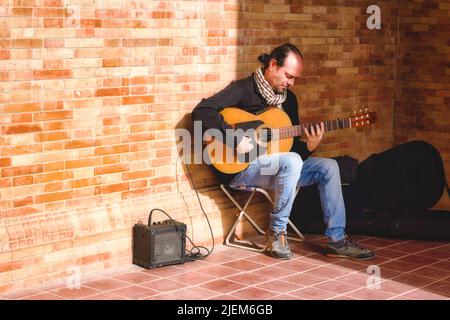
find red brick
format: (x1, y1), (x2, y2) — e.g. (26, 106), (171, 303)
(0, 50), (10, 60)
(35, 191), (73, 204)
(94, 145), (129, 156)
(94, 164), (129, 175)
(65, 158), (102, 170)
(4, 102), (41, 113)
(2, 165), (43, 177)
(4, 124), (43, 135)
(70, 177), (102, 189)
(122, 95), (154, 105)
(95, 87), (129, 97)
(13, 176), (33, 186)
(33, 70), (72, 80)
(14, 196), (33, 208)
(150, 177), (175, 186)
(0, 158), (11, 167)
(35, 131), (69, 142)
(94, 183), (129, 195)
(122, 170), (154, 180)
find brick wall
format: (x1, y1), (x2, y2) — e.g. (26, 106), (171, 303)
(0, 0), (447, 292)
(395, 0), (450, 186)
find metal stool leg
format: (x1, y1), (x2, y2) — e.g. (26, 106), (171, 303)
(221, 185), (267, 252)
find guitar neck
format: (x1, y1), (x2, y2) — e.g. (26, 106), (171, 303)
(278, 117), (352, 140)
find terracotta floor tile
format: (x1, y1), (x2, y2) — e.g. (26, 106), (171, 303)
(391, 273), (437, 287)
(251, 266), (296, 279)
(232, 287), (277, 300)
(419, 248), (450, 259)
(398, 254), (440, 265)
(83, 278), (130, 291)
(388, 242), (436, 253)
(110, 285), (159, 300)
(81, 292), (126, 300)
(170, 271), (217, 285)
(203, 253), (239, 264)
(429, 260), (450, 271)
(160, 287), (218, 300)
(331, 260), (367, 271)
(276, 259), (319, 272)
(359, 238), (401, 248)
(113, 271), (160, 284)
(407, 240), (449, 250)
(330, 295), (359, 300)
(208, 294), (243, 300)
(375, 280), (416, 295)
(282, 274), (328, 286)
(141, 265), (187, 278)
(378, 268), (403, 280)
(146, 293), (177, 300)
(216, 247), (259, 259)
(335, 273), (371, 287)
(256, 279), (303, 293)
(176, 260), (215, 271)
(222, 259), (265, 271)
(313, 280), (361, 294)
(423, 280), (450, 297)
(374, 248), (407, 259)
(50, 286), (100, 299)
(380, 260), (421, 273)
(199, 279), (246, 293)
(408, 266), (450, 280)
(249, 253), (283, 265)
(0, 289), (42, 300)
(226, 272), (270, 286)
(199, 265), (242, 277)
(400, 288), (448, 300)
(303, 266), (349, 279)
(290, 287), (336, 300)
(271, 294), (301, 300)
(140, 279), (184, 292)
(95, 266), (135, 277)
(347, 288), (395, 300)
(20, 293), (65, 300)
(299, 253), (339, 265)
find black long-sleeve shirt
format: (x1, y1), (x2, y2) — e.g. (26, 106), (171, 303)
(192, 74), (314, 185)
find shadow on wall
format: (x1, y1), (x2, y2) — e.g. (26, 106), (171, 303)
(173, 112), (272, 247)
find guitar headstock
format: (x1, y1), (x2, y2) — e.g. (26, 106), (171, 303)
(350, 108), (377, 128)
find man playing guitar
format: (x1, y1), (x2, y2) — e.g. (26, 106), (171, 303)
(192, 44), (374, 260)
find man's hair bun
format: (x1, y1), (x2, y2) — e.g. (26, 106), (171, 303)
(257, 53), (270, 63)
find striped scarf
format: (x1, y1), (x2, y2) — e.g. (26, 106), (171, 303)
(253, 67), (287, 109)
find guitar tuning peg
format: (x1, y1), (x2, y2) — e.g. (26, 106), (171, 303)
(359, 108), (363, 114)
(353, 110), (356, 115)
(364, 107), (368, 112)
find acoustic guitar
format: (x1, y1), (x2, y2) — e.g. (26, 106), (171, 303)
(205, 107), (377, 174)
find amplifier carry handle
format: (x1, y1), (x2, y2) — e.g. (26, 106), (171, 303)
(148, 208), (177, 227)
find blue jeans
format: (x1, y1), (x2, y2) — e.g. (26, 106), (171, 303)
(229, 152), (346, 242)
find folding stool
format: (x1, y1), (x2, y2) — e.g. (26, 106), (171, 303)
(220, 184), (305, 252)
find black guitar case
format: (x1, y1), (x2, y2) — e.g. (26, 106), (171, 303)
(291, 141), (450, 240)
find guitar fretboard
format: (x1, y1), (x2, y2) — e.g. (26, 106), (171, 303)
(278, 117), (351, 140)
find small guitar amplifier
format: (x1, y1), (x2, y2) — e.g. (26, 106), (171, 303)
(132, 211), (186, 269)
